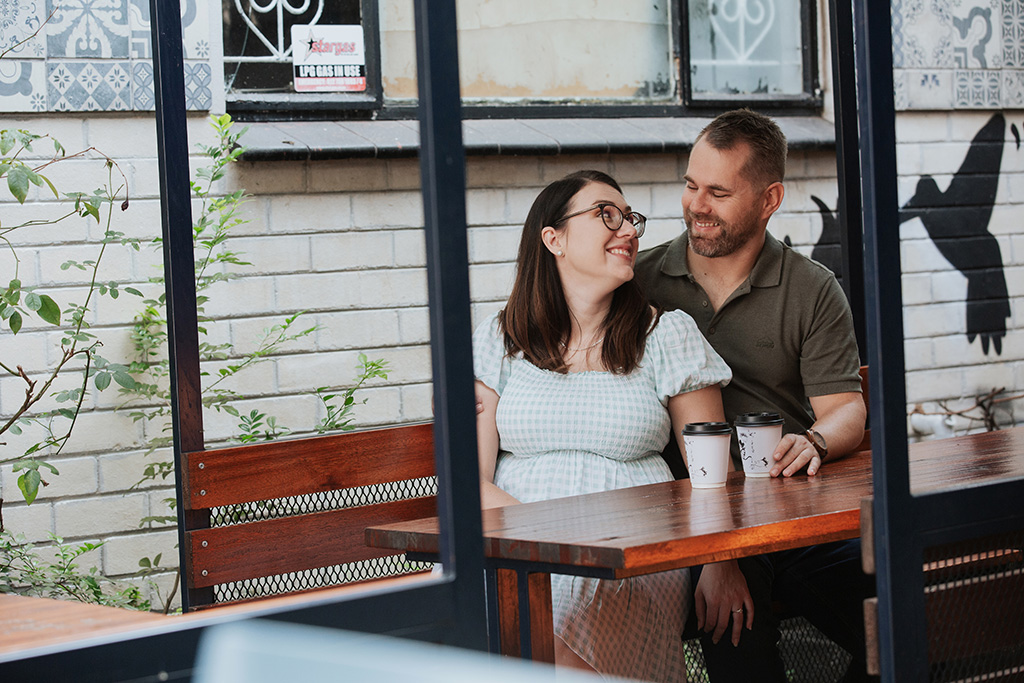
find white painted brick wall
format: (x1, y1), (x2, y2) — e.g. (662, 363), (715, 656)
(6, 108), (1024, 606)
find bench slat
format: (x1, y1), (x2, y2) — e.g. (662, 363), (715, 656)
(184, 423), (434, 508)
(187, 495), (437, 588)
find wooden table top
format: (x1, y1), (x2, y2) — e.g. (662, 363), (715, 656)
(367, 427), (1024, 577)
(0, 593), (167, 656)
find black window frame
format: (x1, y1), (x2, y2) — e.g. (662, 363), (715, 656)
(679, 0), (822, 110)
(224, 0), (383, 116)
(225, 0), (822, 122)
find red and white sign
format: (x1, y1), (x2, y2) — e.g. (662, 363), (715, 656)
(291, 24), (366, 93)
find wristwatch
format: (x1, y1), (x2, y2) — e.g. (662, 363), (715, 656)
(805, 428), (828, 461)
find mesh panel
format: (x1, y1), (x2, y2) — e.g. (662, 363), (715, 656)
(209, 477), (437, 527)
(683, 617), (850, 683)
(209, 477), (438, 603)
(924, 529), (1024, 683)
(778, 617), (850, 683)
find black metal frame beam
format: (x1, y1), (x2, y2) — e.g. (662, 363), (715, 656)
(150, 0), (208, 614)
(1, 1), (486, 679)
(852, 1), (1024, 681)
(827, 0), (867, 360)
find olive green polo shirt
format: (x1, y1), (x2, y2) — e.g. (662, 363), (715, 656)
(635, 230), (862, 463)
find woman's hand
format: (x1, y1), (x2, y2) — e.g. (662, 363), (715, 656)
(694, 560), (754, 646)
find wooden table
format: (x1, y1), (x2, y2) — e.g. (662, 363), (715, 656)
(0, 593), (167, 657)
(366, 427), (1024, 661)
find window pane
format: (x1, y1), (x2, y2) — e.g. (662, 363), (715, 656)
(688, 0), (804, 99)
(379, 0), (673, 103)
(224, 0), (362, 94)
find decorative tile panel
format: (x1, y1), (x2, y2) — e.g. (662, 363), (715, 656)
(48, 59), (131, 110)
(45, 0), (130, 59)
(1, 0), (47, 57)
(0, 0), (210, 112)
(1004, 0), (1024, 67)
(0, 58), (47, 111)
(896, 0), (1024, 109)
(127, 0), (207, 60)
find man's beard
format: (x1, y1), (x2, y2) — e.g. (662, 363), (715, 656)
(684, 208), (760, 258)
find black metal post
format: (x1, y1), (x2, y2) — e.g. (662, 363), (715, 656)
(149, 0), (207, 612)
(413, 0), (489, 652)
(852, 0), (928, 680)
(828, 0), (867, 361)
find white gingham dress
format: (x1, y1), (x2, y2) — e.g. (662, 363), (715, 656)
(473, 310), (731, 682)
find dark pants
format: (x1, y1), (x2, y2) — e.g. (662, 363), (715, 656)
(688, 540), (876, 683)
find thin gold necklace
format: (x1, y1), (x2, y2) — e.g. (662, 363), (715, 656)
(560, 336), (604, 352)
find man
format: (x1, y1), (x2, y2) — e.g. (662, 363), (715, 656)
(634, 109), (874, 682)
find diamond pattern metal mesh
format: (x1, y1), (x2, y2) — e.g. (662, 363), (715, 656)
(923, 529), (1024, 683)
(208, 477), (437, 604)
(683, 616), (850, 682)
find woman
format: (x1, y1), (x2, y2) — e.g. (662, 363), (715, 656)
(473, 170), (732, 681)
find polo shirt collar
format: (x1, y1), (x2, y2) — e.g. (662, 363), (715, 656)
(662, 230), (784, 289)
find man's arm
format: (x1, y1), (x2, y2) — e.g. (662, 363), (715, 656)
(769, 391), (866, 477)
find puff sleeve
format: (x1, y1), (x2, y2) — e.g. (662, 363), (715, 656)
(647, 310), (732, 404)
(472, 311), (512, 395)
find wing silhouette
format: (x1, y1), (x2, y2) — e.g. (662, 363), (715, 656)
(810, 195), (843, 276)
(899, 113), (1010, 354)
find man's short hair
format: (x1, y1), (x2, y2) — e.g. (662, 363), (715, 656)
(695, 109), (787, 188)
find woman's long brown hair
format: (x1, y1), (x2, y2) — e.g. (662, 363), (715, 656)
(499, 170), (658, 374)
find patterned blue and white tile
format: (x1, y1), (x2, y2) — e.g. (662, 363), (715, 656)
(1, 0), (47, 58)
(899, 0), (955, 68)
(183, 59), (210, 110)
(893, 71), (911, 111)
(0, 58), (46, 111)
(954, 68), (1002, 107)
(131, 59), (210, 111)
(1003, 0), (1024, 67)
(48, 59), (131, 110)
(1001, 68), (1024, 106)
(892, 0), (907, 69)
(127, 0), (208, 60)
(949, 4), (1000, 69)
(903, 69), (955, 109)
(131, 58), (152, 109)
(45, 0), (130, 59)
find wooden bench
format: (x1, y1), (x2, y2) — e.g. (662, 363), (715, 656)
(180, 422), (437, 610)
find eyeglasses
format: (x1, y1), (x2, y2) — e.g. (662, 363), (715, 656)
(554, 203), (646, 238)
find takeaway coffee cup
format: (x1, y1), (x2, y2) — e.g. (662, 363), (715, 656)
(735, 412), (784, 477)
(682, 422), (733, 488)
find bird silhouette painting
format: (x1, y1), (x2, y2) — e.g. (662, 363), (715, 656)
(899, 113), (1010, 355)
(808, 114), (1012, 355)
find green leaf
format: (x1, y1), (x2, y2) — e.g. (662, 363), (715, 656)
(40, 173), (58, 198)
(18, 469), (41, 505)
(95, 372), (111, 390)
(112, 370), (136, 389)
(24, 292), (41, 311)
(0, 130), (15, 155)
(125, 287), (143, 297)
(7, 164), (31, 203)
(37, 295), (61, 325)
(9, 310), (22, 334)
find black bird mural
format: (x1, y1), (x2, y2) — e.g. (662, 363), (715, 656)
(806, 113), (1011, 355)
(899, 112), (1010, 355)
(809, 194), (843, 277)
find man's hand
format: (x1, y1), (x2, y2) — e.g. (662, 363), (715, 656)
(694, 560), (754, 646)
(770, 392), (866, 477)
(770, 433), (821, 477)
